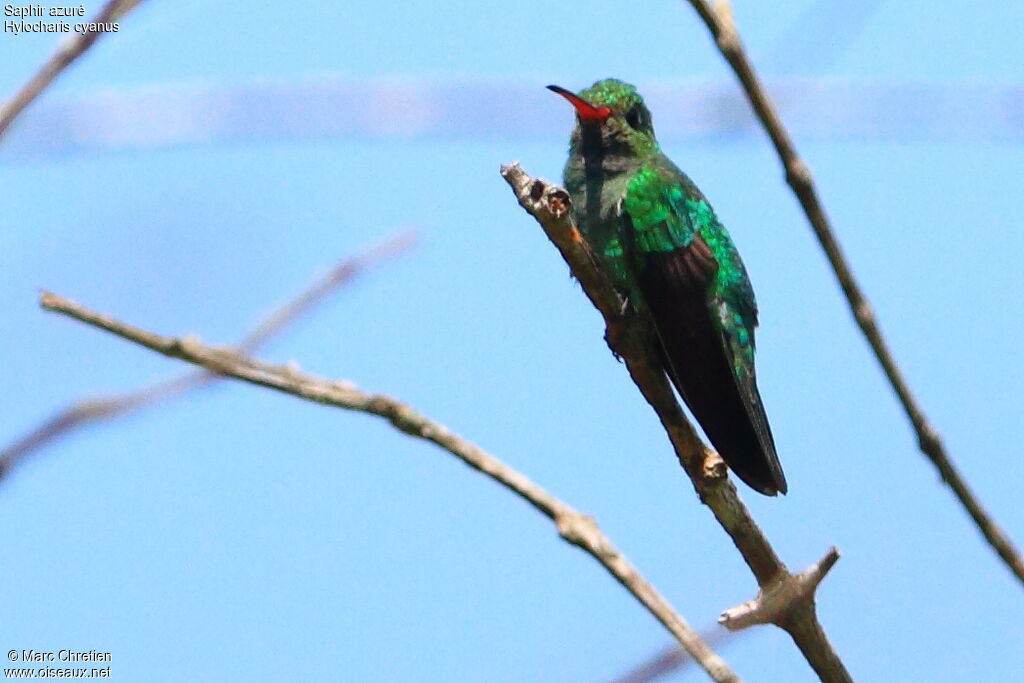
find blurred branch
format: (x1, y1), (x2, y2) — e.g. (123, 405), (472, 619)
(4, 79), (1021, 161)
(0, 231), (416, 479)
(39, 291), (741, 683)
(610, 627), (739, 683)
(683, 0), (1024, 587)
(0, 0), (143, 138)
(500, 163), (849, 682)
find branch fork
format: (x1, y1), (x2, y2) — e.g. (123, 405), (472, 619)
(720, 547), (840, 631)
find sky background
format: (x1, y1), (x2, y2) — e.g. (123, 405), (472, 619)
(2, 1), (1023, 681)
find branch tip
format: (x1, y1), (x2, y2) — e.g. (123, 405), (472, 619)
(39, 290), (60, 310)
(6, 233), (416, 478)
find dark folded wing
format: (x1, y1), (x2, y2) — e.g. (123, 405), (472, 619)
(621, 170), (787, 495)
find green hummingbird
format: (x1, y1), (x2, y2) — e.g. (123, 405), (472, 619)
(549, 79), (787, 496)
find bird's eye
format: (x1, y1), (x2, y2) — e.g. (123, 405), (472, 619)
(624, 105), (645, 130)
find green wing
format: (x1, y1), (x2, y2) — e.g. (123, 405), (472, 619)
(619, 164), (787, 495)
(622, 167), (699, 255)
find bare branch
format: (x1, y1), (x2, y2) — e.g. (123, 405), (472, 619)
(682, 0), (1024, 586)
(500, 163), (850, 682)
(0, 231), (416, 478)
(39, 290), (741, 683)
(0, 0), (143, 138)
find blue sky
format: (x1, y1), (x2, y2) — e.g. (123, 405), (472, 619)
(2, 1), (1022, 681)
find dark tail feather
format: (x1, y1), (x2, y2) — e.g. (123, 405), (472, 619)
(654, 320), (787, 496)
(639, 249), (787, 496)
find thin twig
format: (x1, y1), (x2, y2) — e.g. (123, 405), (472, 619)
(0, 231), (416, 478)
(39, 291), (741, 683)
(682, 0), (1024, 586)
(500, 164), (850, 682)
(0, 0), (143, 138)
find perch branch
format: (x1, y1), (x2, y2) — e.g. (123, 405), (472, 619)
(682, 0), (1024, 586)
(39, 290), (740, 683)
(0, 231), (416, 478)
(0, 0), (144, 138)
(501, 163), (849, 682)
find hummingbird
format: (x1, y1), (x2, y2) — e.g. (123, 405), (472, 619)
(548, 79), (787, 495)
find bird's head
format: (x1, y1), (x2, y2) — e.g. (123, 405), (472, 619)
(548, 79), (659, 157)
